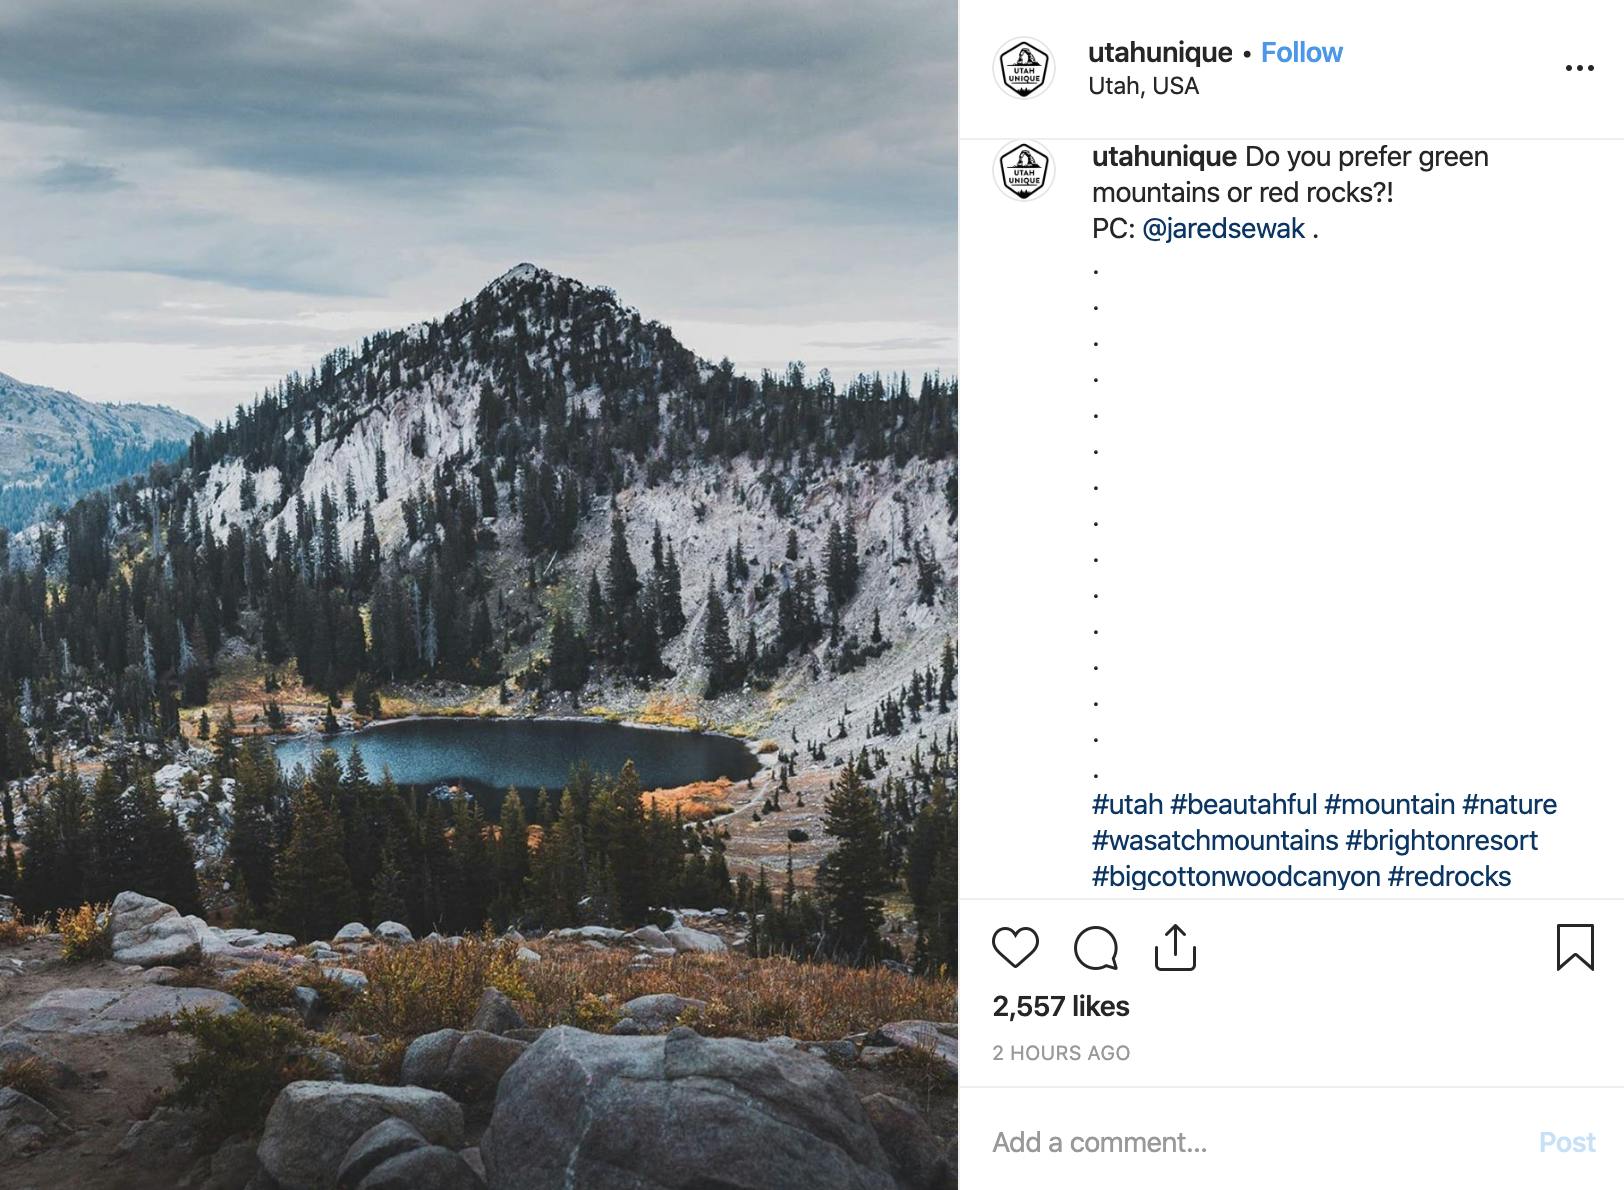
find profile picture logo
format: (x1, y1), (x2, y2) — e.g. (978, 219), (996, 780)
(999, 142), (1050, 200)
(999, 39), (1051, 97)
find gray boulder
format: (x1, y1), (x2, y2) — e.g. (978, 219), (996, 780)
(257, 1081), (464, 1190)
(338, 1116), (425, 1182)
(663, 926), (727, 955)
(334, 922), (373, 944)
(293, 985), (324, 1026)
(547, 926), (623, 943)
(338, 1118), (484, 1190)
(863, 1093), (951, 1190)
(481, 1026), (896, 1189)
(298, 1047), (348, 1081)
(96, 985), (244, 1030)
(4, 985), (241, 1035)
(0, 1087), (65, 1157)
(109, 891), (206, 967)
(401, 1029), (526, 1104)
(196, 1137), (261, 1190)
(628, 924), (671, 949)
(469, 986), (524, 1035)
(870, 1021), (958, 1074)
(234, 931), (298, 950)
(116, 1104), (201, 1162)
(618, 993), (705, 1030)
(374, 921), (414, 944)
(3, 987), (121, 1033)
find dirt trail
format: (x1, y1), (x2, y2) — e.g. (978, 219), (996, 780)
(1, 939), (198, 1189)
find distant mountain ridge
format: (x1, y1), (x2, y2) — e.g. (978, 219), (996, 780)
(0, 371), (201, 530)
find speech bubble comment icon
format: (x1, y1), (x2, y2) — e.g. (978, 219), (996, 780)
(1074, 926), (1119, 971)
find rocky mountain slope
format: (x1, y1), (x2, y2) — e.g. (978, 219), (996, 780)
(182, 264), (957, 743)
(0, 373), (200, 530)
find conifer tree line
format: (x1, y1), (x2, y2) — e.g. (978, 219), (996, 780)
(0, 718), (956, 976)
(3, 757), (200, 918)
(3, 726), (736, 939)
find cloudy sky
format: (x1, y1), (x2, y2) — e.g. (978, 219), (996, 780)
(0, 1), (955, 423)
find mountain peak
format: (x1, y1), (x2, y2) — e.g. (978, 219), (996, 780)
(490, 262), (543, 288)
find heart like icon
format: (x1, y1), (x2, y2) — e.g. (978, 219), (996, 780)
(991, 926), (1040, 969)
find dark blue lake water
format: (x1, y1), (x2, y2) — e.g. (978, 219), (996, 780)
(271, 717), (758, 814)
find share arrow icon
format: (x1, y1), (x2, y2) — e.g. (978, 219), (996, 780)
(1155, 923), (1197, 972)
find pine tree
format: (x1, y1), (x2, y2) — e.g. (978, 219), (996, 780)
(450, 794), (493, 932)
(602, 761), (651, 925)
(370, 824), (412, 926)
(604, 510), (640, 660)
(819, 763), (887, 962)
(547, 610), (589, 692)
(656, 530), (685, 640)
(16, 766), (89, 916)
(700, 579), (735, 697)
(87, 764), (137, 901)
(214, 704), (239, 776)
(907, 775), (957, 974)
(228, 739), (283, 918)
(271, 782), (355, 939)
(494, 787), (530, 928)
(823, 509), (860, 607)
(129, 771), (202, 915)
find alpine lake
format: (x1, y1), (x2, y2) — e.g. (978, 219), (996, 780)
(271, 716), (759, 816)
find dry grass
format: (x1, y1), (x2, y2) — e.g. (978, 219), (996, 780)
(0, 918), (46, 948)
(635, 693), (705, 730)
(515, 948), (956, 1041)
(644, 778), (736, 820)
(348, 938), (955, 1043)
(223, 963), (298, 1011)
(350, 938), (535, 1039)
(182, 652), (326, 739)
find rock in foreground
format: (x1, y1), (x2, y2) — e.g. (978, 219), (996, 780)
(5, 985), (242, 1035)
(401, 1029), (527, 1105)
(109, 891), (208, 967)
(258, 1081), (464, 1189)
(481, 1025), (896, 1189)
(337, 1117), (482, 1190)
